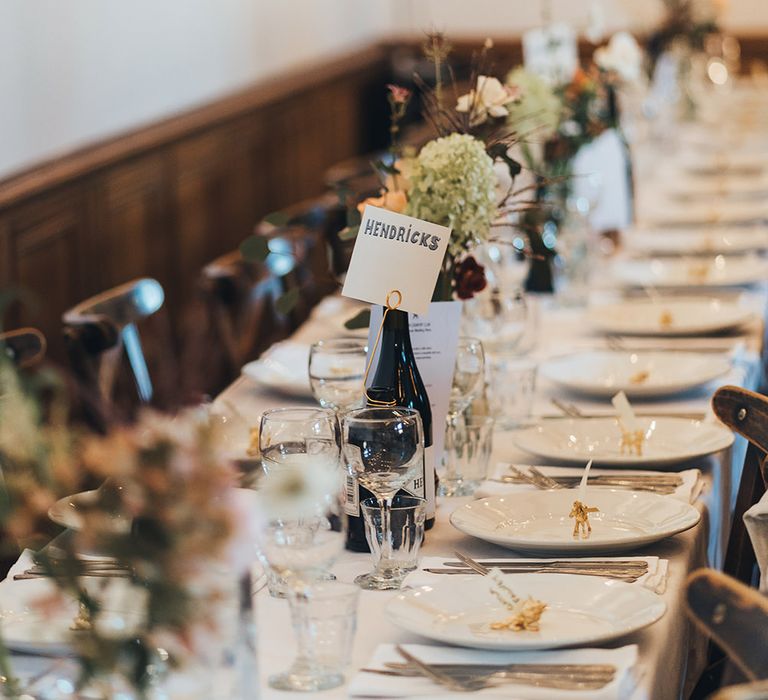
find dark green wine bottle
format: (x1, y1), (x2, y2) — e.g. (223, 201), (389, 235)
(344, 308), (435, 552)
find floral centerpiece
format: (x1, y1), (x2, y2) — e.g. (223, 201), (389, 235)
(645, 0), (719, 78)
(349, 35), (539, 304)
(0, 355), (256, 699)
(46, 409), (254, 696)
(508, 30), (642, 185)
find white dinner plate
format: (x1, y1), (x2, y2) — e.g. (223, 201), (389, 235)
(48, 489), (132, 533)
(449, 490), (700, 554)
(241, 341), (311, 397)
(679, 152), (767, 176)
(539, 350), (730, 398)
(612, 256), (768, 289)
(513, 417), (734, 467)
(385, 574), (666, 650)
(587, 298), (755, 336)
(623, 228), (768, 256)
(49, 487), (260, 533)
(641, 200), (768, 227)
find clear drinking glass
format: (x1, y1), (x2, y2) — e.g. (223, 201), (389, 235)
(259, 407), (341, 476)
(258, 406), (341, 596)
(279, 582), (359, 692)
(342, 407), (424, 590)
(439, 415), (495, 497)
(463, 287), (531, 355)
(449, 337), (486, 417)
(361, 495), (425, 588)
(254, 407), (350, 692)
(308, 339), (367, 412)
(442, 338), (486, 496)
(489, 356), (538, 429)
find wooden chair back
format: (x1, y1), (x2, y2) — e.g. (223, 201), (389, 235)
(712, 385), (768, 583)
(0, 328), (46, 368)
(686, 569), (768, 694)
(688, 385), (768, 697)
(261, 192), (350, 277)
(182, 251), (286, 398)
(62, 279), (166, 425)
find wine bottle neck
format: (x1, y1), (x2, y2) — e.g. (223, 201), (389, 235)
(381, 308), (412, 347)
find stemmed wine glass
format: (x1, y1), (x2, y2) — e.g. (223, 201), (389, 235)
(442, 337), (486, 496)
(342, 408), (424, 590)
(255, 407), (347, 691)
(308, 338), (367, 412)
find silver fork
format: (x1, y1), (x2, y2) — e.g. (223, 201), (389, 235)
(395, 645), (488, 692)
(365, 665), (616, 691)
(528, 466), (565, 489)
(454, 551), (490, 575)
(551, 398), (583, 417)
(506, 465), (546, 489)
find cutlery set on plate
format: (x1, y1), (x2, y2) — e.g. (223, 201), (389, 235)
(363, 645), (617, 692)
(423, 559), (649, 582)
(498, 464), (683, 494)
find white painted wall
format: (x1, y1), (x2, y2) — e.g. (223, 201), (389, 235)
(1, 0), (765, 179)
(389, 0), (765, 37)
(0, 0), (391, 178)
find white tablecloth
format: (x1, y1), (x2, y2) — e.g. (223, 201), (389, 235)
(214, 285), (765, 700)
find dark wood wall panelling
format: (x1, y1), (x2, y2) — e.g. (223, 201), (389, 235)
(0, 45), (391, 362)
(1, 36), (766, 364)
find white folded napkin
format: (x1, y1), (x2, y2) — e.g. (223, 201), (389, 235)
(476, 464), (703, 505)
(404, 556), (668, 595)
(348, 643), (639, 699)
(744, 490), (768, 593)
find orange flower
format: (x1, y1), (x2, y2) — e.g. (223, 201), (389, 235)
(357, 189), (407, 214)
(565, 67), (595, 101)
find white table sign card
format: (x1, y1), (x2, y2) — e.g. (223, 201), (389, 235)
(522, 23), (578, 86)
(342, 205), (451, 315)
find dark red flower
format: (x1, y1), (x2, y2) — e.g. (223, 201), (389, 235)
(454, 256), (488, 300)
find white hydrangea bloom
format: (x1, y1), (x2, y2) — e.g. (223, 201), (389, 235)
(505, 67), (562, 141)
(406, 133), (497, 255)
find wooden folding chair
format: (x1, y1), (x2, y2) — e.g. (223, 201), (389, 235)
(687, 569), (768, 698)
(62, 278), (168, 428)
(689, 385), (768, 697)
(182, 251), (287, 398)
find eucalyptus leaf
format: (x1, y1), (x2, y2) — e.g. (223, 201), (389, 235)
(343, 309), (370, 330)
(488, 142), (523, 178)
(239, 235), (270, 262)
(263, 210), (291, 227)
(372, 158), (400, 176)
(275, 288), (301, 315)
(339, 225), (359, 241)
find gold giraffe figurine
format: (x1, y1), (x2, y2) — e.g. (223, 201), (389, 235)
(618, 419), (645, 456)
(570, 500), (599, 539)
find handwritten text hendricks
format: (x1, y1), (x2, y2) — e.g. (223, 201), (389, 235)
(360, 215), (442, 252)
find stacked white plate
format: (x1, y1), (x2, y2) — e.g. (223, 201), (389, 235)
(449, 490), (700, 554)
(612, 256), (768, 289)
(241, 341), (311, 397)
(587, 297), (755, 336)
(386, 574), (666, 650)
(623, 228), (768, 256)
(540, 350), (730, 398)
(640, 200), (768, 227)
(513, 416), (734, 466)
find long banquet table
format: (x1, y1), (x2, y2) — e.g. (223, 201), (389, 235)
(216, 283), (766, 699)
